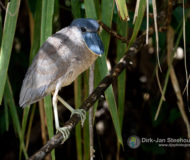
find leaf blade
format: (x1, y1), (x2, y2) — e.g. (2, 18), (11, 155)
(99, 0), (123, 145)
(115, 0), (130, 21)
(0, 0), (21, 104)
(40, 0), (55, 159)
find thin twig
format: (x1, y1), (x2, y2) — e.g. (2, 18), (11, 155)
(133, 0), (140, 24)
(99, 13), (167, 45)
(182, 0), (189, 111)
(167, 26), (190, 138)
(154, 0), (173, 120)
(28, 30), (146, 160)
(0, 1), (7, 11)
(152, 0), (162, 72)
(156, 66), (166, 101)
(0, 0), (20, 17)
(146, 0), (149, 44)
(183, 75), (190, 95)
(98, 21), (129, 43)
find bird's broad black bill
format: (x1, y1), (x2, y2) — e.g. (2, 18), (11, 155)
(83, 32), (104, 56)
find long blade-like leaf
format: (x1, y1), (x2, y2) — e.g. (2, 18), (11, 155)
(4, 78), (28, 159)
(85, 0), (123, 145)
(29, 0), (42, 62)
(0, 12), (2, 45)
(115, 0), (130, 21)
(127, 0), (146, 49)
(0, 0), (21, 104)
(74, 76), (83, 160)
(99, 0), (123, 145)
(72, 1), (83, 159)
(40, 0), (55, 159)
(84, 1), (97, 159)
(71, 0), (82, 18)
(84, 0), (97, 19)
(83, 72), (90, 160)
(19, 1), (41, 159)
(116, 18), (128, 129)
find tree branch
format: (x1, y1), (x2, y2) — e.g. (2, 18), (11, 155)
(98, 21), (129, 43)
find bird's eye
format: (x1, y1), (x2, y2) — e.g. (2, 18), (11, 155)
(81, 27), (86, 32)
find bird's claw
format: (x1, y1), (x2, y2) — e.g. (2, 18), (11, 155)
(70, 109), (86, 127)
(56, 127), (71, 144)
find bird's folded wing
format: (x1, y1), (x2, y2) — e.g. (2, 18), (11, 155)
(19, 28), (75, 107)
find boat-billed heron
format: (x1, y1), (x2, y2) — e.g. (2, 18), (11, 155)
(19, 18), (104, 141)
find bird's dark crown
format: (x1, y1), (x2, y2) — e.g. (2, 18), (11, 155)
(70, 18), (99, 33)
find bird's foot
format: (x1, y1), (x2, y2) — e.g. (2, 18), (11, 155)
(56, 126), (71, 144)
(70, 109), (86, 126)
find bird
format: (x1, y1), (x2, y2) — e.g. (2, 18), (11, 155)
(19, 18), (104, 141)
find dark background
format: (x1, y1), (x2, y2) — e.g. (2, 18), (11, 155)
(0, 0), (190, 159)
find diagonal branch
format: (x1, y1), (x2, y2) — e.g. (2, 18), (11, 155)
(28, 29), (147, 160)
(98, 21), (129, 43)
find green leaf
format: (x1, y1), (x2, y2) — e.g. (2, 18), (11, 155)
(21, 0), (42, 135)
(99, 0), (123, 145)
(19, 106), (30, 160)
(115, 0), (130, 21)
(29, 0), (42, 62)
(40, 0), (55, 43)
(83, 1), (98, 159)
(4, 97), (9, 131)
(20, 1), (41, 158)
(93, 64), (101, 120)
(84, 0), (97, 19)
(74, 76), (83, 160)
(116, 18), (128, 129)
(71, 2), (83, 159)
(173, 7), (183, 23)
(83, 113), (90, 160)
(75, 123), (82, 160)
(40, 0), (55, 159)
(4, 78), (28, 159)
(0, 100), (9, 134)
(44, 95), (54, 140)
(127, 0), (146, 49)
(0, 13), (2, 46)
(21, 108), (30, 139)
(84, 0), (123, 146)
(83, 71), (90, 160)
(71, 0), (82, 18)
(0, 0), (21, 104)
(28, 0), (38, 16)
(100, 0), (114, 56)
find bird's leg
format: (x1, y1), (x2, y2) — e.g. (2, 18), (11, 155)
(52, 88), (71, 143)
(57, 95), (86, 126)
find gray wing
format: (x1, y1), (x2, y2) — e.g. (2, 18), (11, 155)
(19, 27), (76, 107)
